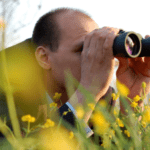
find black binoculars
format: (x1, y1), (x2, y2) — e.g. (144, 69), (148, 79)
(113, 30), (150, 58)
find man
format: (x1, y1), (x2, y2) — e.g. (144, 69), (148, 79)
(1, 7), (150, 140)
(31, 7), (150, 138)
(32, 7), (150, 118)
(31, 8), (117, 127)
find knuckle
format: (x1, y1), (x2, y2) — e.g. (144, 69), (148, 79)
(107, 32), (114, 40)
(102, 27), (119, 34)
(111, 28), (120, 35)
(102, 26), (109, 29)
(87, 51), (94, 59)
(98, 33), (106, 41)
(102, 26), (112, 32)
(85, 33), (91, 40)
(93, 28), (99, 32)
(103, 42), (110, 50)
(93, 32), (99, 38)
(87, 29), (98, 37)
(91, 31), (104, 40)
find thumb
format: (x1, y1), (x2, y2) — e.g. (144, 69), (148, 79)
(145, 35), (150, 39)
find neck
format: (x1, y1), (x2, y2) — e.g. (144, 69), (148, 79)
(45, 72), (69, 107)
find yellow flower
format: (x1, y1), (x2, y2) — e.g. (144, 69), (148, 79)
(133, 95), (141, 102)
(132, 113), (136, 118)
(38, 126), (77, 150)
(63, 111), (68, 116)
(21, 115), (36, 123)
(0, 17), (5, 29)
(131, 101), (138, 108)
(111, 93), (119, 100)
(101, 142), (107, 148)
(30, 117), (36, 122)
(115, 93), (120, 100)
(75, 105), (84, 119)
(43, 119), (55, 128)
(111, 93), (116, 100)
(91, 111), (110, 135)
(98, 99), (107, 107)
(138, 131), (142, 135)
(49, 102), (57, 108)
(142, 82), (146, 88)
(116, 80), (129, 97)
(101, 140), (109, 148)
(144, 105), (149, 110)
(68, 109), (71, 112)
(111, 129), (115, 135)
(109, 129), (115, 139)
(124, 130), (130, 137)
(114, 109), (118, 116)
(142, 108), (150, 123)
(88, 103), (95, 111)
(109, 135), (112, 139)
(129, 147), (134, 150)
(116, 118), (124, 127)
(69, 131), (74, 139)
(53, 92), (62, 102)
(141, 95), (146, 100)
(141, 121), (147, 128)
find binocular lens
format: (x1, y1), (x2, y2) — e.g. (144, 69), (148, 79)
(125, 36), (134, 55)
(125, 34), (141, 57)
(113, 31), (142, 58)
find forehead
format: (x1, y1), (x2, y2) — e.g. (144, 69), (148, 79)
(56, 11), (99, 42)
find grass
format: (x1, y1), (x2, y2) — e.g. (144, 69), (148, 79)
(1, 19), (150, 150)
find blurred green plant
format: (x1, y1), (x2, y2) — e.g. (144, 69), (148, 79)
(1, 17), (150, 150)
(0, 16), (22, 146)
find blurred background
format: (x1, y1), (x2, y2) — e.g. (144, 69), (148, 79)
(0, 0), (150, 103)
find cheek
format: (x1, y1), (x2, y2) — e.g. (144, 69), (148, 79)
(69, 55), (82, 82)
(52, 54), (81, 83)
(70, 63), (81, 82)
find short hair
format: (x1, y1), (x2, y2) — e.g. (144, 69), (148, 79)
(32, 7), (91, 52)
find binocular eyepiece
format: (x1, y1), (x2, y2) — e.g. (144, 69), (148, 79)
(113, 30), (150, 58)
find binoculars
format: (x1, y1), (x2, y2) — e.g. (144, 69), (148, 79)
(113, 30), (150, 58)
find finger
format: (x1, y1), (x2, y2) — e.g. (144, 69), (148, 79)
(94, 27), (116, 62)
(94, 28), (108, 61)
(103, 28), (119, 58)
(83, 31), (95, 51)
(88, 29), (103, 58)
(145, 35), (150, 39)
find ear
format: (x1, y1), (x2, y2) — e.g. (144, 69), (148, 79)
(35, 46), (51, 70)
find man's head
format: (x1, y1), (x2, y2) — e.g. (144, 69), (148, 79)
(32, 8), (99, 104)
(32, 8), (91, 52)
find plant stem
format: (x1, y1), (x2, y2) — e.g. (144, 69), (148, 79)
(1, 9), (22, 140)
(0, 118), (23, 149)
(25, 121), (30, 137)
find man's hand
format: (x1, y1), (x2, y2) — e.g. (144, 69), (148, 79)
(116, 35), (150, 112)
(68, 27), (119, 123)
(80, 27), (119, 102)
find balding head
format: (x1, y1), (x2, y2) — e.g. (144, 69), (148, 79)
(32, 8), (92, 52)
